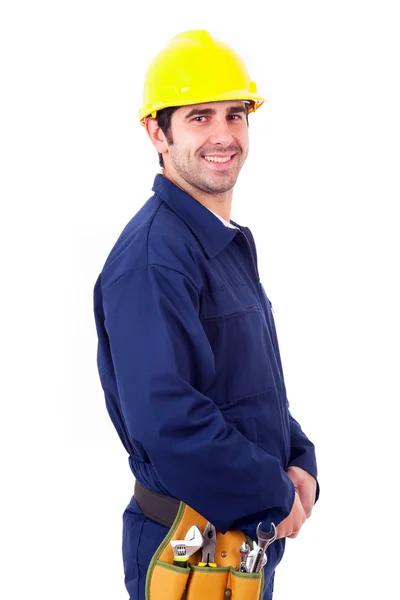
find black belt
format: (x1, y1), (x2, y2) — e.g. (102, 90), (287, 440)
(134, 480), (180, 528)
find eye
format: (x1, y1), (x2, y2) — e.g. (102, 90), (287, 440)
(193, 116), (207, 122)
(228, 114), (242, 120)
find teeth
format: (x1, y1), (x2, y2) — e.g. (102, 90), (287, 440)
(204, 155), (231, 163)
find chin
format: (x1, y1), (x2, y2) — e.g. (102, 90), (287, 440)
(204, 181), (236, 194)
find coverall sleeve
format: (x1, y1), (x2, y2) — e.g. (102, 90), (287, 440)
(287, 411), (320, 503)
(102, 264), (295, 535)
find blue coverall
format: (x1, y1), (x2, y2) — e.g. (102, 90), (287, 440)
(93, 174), (319, 599)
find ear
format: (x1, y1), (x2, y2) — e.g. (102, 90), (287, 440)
(145, 118), (169, 155)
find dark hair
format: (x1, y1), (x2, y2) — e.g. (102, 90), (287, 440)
(155, 103), (250, 168)
(156, 106), (180, 167)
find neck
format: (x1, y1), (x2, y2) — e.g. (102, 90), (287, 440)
(162, 168), (233, 223)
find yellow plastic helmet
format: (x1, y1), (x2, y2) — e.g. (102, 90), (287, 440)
(139, 30), (265, 125)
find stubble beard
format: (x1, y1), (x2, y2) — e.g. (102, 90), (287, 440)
(167, 144), (246, 196)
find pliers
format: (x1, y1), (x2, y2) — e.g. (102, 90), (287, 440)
(198, 521), (217, 567)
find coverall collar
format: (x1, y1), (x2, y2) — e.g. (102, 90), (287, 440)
(152, 174), (241, 259)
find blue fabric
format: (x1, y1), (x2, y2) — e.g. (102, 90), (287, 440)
(94, 174), (319, 598)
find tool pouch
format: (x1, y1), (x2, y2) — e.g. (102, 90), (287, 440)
(145, 502), (263, 600)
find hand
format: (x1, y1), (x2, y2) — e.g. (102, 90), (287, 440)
(286, 466), (317, 521)
(275, 491), (306, 539)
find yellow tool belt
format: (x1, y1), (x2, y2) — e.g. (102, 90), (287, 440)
(135, 482), (264, 600)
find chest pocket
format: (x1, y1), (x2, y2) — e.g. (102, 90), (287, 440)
(200, 284), (274, 406)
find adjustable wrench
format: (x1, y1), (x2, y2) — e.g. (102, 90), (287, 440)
(171, 525), (204, 567)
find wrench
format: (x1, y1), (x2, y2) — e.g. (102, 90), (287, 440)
(250, 522), (277, 573)
(246, 543), (268, 572)
(239, 541), (250, 572)
(170, 525), (204, 567)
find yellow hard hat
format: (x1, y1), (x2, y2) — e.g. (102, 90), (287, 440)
(139, 30), (265, 125)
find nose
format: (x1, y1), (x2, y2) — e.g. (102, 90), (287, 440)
(208, 118), (234, 147)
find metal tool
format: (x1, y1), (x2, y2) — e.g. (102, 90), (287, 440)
(171, 525), (204, 567)
(250, 522), (277, 573)
(245, 545), (256, 573)
(198, 521), (217, 567)
(239, 541), (250, 572)
(246, 543), (268, 572)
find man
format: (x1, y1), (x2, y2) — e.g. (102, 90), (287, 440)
(93, 30), (319, 600)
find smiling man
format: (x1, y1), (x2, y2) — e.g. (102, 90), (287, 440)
(93, 30), (319, 600)
(147, 101), (249, 209)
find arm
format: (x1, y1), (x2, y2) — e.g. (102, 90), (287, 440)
(102, 263), (295, 535)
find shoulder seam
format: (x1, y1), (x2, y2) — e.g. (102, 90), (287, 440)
(145, 196), (164, 265)
(102, 263), (201, 294)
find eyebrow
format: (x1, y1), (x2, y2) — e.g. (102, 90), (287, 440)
(184, 105), (247, 119)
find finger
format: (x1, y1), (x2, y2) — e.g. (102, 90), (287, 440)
(288, 531), (299, 539)
(302, 498), (314, 518)
(297, 491), (313, 519)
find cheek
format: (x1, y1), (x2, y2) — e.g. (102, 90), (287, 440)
(187, 132), (209, 156)
(240, 139), (249, 161)
(173, 131), (202, 157)
(175, 126), (211, 152)
(239, 129), (249, 151)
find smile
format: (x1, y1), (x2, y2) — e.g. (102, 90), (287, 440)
(202, 154), (235, 165)
(203, 155), (232, 163)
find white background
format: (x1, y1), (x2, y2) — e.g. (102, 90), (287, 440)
(1, 1), (399, 598)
